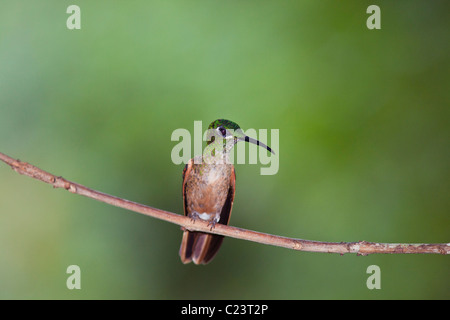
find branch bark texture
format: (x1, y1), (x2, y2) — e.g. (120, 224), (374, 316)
(0, 151), (448, 255)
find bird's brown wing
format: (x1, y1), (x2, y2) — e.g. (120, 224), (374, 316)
(179, 159), (195, 264)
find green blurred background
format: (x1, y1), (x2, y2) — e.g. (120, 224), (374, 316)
(0, 1), (448, 299)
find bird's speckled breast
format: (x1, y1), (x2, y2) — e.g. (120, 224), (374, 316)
(185, 158), (233, 222)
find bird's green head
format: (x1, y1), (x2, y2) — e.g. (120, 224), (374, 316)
(206, 119), (274, 155)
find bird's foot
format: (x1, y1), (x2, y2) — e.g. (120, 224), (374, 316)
(207, 219), (218, 231)
(189, 212), (199, 224)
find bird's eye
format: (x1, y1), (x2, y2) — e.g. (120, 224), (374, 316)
(218, 126), (227, 137)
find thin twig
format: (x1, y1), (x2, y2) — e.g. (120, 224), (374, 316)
(0, 151), (448, 255)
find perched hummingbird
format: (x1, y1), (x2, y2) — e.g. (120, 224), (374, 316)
(179, 119), (274, 265)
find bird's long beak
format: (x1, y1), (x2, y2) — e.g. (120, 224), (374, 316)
(238, 136), (275, 155)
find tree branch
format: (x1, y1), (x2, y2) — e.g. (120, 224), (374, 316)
(0, 151), (448, 255)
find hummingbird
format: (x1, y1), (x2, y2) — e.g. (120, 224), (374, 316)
(179, 119), (274, 265)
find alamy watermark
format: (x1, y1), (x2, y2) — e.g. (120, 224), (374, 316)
(366, 265), (381, 290)
(171, 121), (279, 175)
(66, 265), (81, 290)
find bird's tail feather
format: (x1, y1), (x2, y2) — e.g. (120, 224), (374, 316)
(179, 230), (224, 265)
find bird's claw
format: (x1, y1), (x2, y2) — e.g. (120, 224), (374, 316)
(190, 212), (199, 224)
(207, 219), (217, 231)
